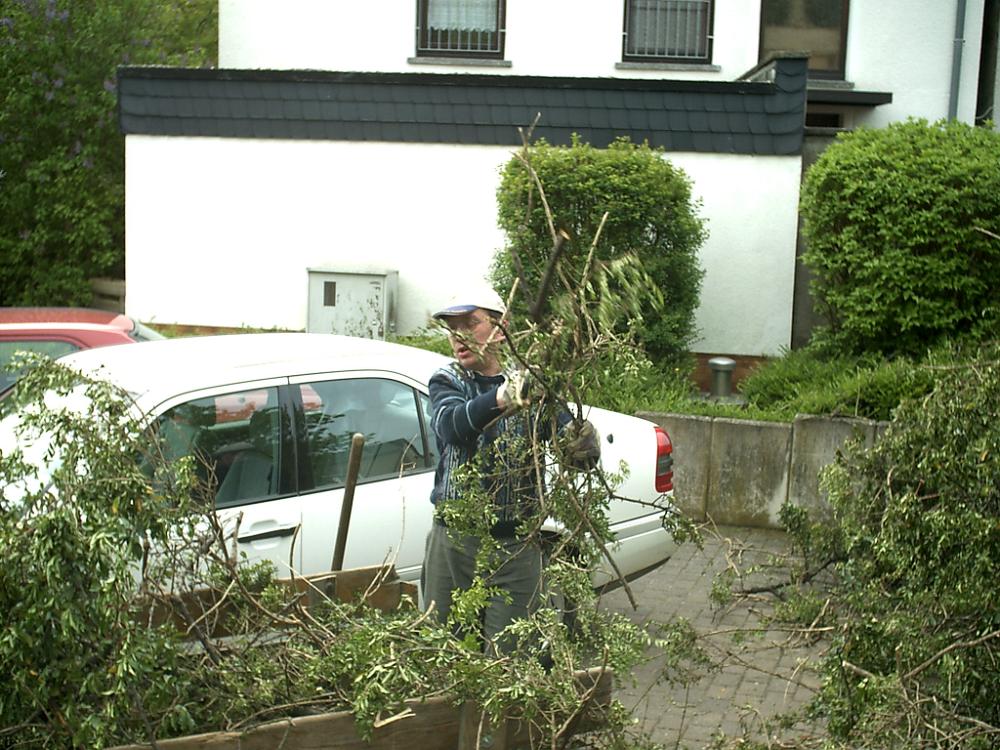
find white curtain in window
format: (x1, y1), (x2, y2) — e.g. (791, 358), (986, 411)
(427, 0), (498, 32)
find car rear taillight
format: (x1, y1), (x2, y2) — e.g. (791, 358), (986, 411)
(654, 425), (674, 493)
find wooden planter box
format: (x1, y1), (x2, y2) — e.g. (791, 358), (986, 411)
(146, 565), (417, 639)
(112, 667), (612, 750)
(124, 566), (612, 749)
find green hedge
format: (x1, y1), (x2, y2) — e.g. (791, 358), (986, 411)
(800, 119), (1000, 357)
(493, 136), (706, 363)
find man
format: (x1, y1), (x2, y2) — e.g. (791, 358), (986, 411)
(421, 282), (600, 654)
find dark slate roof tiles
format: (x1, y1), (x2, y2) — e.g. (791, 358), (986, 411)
(609, 108), (631, 130)
(748, 113), (770, 134)
(118, 60), (808, 155)
(688, 111), (708, 131)
(771, 111), (805, 134)
(692, 132), (714, 151)
(642, 109), (664, 130)
(702, 95), (726, 113)
(668, 110), (687, 130)
(708, 111), (730, 133)
(676, 132), (697, 150)
(731, 133), (754, 152)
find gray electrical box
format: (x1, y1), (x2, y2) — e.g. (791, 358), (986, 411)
(307, 267), (398, 339)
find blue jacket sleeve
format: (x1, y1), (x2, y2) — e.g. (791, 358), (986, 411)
(429, 368), (503, 446)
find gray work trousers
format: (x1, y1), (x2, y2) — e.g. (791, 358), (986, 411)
(421, 522), (542, 654)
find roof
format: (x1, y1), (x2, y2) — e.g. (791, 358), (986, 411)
(807, 87), (893, 106)
(60, 333), (451, 410)
(0, 307), (129, 327)
(117, 56), (809, 156)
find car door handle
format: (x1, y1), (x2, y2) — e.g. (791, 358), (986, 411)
(237, 524), (299, 543)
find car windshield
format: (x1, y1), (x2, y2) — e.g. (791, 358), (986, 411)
(130, 320), (165, 342)
(0, 340), (81, 394)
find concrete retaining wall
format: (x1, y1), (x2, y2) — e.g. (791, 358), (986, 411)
(638, 411), (886, 528)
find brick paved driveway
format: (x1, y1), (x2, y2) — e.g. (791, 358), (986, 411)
(599, 525), (828, 749)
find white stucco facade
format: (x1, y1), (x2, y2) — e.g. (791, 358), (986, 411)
(122, 0), (996, 357)
(219, 0), (763, 82)
(219, 0), (987, 128)
(845, 0), (985, 127)
(125, 135), (800, 355)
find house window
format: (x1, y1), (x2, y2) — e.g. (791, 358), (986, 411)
(760, 0), (849, 79)
(623, 0), (714, 63)
(416, 0), (505, 59)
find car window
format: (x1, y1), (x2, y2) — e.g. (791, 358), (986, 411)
(0, 340), (81, 391)
(297, 377), (432, 491)
(154, 386), (283, 508)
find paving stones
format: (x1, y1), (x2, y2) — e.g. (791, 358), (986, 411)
(599, 525), (827, 749)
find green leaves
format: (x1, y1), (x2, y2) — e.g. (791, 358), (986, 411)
(0, 0), (217, 305)
(810, 341), (1000, 745)
(1, 358), (675, 749)
(494, 136), (706, 363)
(800, 119), (1000, 357)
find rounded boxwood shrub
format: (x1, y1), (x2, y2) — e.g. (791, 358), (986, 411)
(800, 119), (1000, 357)
(493, 136), (706, 363)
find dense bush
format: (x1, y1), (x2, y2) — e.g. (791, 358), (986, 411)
(737, 346), (936, 421)
(805, 340), (1000, 747)
(800, 119), (1000, 357)
(493, 136), (706, 363)
(0, 0), (216, 306)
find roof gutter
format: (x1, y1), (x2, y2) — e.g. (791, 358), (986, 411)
(949, 0), (969, 120)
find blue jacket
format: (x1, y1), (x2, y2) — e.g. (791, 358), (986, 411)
(428, 364), (569, 538)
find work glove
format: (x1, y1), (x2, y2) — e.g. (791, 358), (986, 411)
(496, 369), (537, 412)
(562, 419), (601, 470)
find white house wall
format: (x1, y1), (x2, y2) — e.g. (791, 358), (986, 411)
(219, 0), (986, 127)
(125, 135), (799, 356)
(672, 152), (800, 355)
(219, 0), (762, 81)
(847, 0), (985, 128)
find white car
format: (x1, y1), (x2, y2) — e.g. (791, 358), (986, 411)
(2, 333), (676, 588)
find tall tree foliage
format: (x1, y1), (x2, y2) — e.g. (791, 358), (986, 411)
(0, 0), (216, 306)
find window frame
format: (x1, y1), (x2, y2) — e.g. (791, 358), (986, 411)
(415, 0), (507, 60)
(289, 373), (437, 496)
(758, 0), (850, 80)
(621, 0), (715, 65)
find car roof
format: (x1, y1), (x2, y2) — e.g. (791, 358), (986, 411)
(59, 333), (453, 408)
(0, 307), (133, 330)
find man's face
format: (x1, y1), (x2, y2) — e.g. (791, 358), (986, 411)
(443, 309), (503, 375)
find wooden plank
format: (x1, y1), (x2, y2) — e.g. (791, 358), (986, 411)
(110, 668), (613, 750)
(110, 696), (463, 750)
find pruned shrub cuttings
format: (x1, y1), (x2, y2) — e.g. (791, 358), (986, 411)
(814, 339), (1000, 747)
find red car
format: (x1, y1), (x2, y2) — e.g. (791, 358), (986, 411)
(0, 307), (164, 392)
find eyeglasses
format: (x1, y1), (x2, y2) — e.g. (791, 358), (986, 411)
(444, 315), (489, 334)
